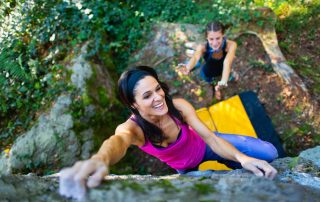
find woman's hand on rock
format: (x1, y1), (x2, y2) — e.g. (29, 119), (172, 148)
(240, 157), (277, 180)
(59, 159), (108, 200)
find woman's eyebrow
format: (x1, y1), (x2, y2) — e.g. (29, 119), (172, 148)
(142, 90), (151, 96)
(142, 84), (160, 96)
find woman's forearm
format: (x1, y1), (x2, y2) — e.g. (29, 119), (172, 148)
(186, 45), (204, 72)
(206, 134), (247, 163)
(221, 61), (232, 83)
(220, 41), (237, 83)
(186, 57), (198, 71)
(91, 135), (129, 166)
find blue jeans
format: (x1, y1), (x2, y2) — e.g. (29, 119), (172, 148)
(177, 132), (278, 174)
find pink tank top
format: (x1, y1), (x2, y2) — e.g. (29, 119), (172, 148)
(137, 116), (206, 170)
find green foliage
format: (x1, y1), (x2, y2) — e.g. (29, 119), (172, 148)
(180, 0), (255, 27)
(0, 49), (30, 82)
(276, 1), (320, 31)
(275, 1), (320, 99)
(0, 0), (210, 149)
(0, 60), (69, 148)
(127, 0), (196, 22)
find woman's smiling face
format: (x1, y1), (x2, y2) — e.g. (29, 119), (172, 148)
(133, 76), (168, 117)
(207, 31), (224, 50)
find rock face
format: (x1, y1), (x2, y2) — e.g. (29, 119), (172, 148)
(0, 95), (81, 175)
(8, 95), (79, 173)
(1, 146), (320, 202)
(0, 45), (118, 175)
(299, 146), (320, 167)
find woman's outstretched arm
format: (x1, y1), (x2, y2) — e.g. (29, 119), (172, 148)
(178, 44), (205, 75)
(91, 123), (141, 166)
(59, 120), (143, 199)
(219, 40), (237, 86)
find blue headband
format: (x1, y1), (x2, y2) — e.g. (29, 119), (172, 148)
(127, 70), (150, 98)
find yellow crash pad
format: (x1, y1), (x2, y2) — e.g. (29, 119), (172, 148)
(196, 95), (257, 171)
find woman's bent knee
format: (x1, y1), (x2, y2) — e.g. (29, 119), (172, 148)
(263, 142), (279, 162)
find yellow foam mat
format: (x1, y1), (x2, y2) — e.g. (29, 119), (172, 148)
(209, 95), (257, 138)
(196, 107), (217, 131)
(196, 95), (257, 171)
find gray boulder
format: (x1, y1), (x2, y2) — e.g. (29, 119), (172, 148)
(299, 145), (320, 167)
(1, 146), (320, 201)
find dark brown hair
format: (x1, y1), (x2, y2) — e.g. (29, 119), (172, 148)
(206, 21), (225, 36)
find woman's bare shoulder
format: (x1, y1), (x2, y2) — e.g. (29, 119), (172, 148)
(172, 98), (194, 112)
(172, 98), (197, 124)
(172, 97), (186, 106)
(226, 39), (237, 51)
(115, 118), (145, 146)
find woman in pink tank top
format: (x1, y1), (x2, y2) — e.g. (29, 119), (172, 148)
(59, 66), (278, 200)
